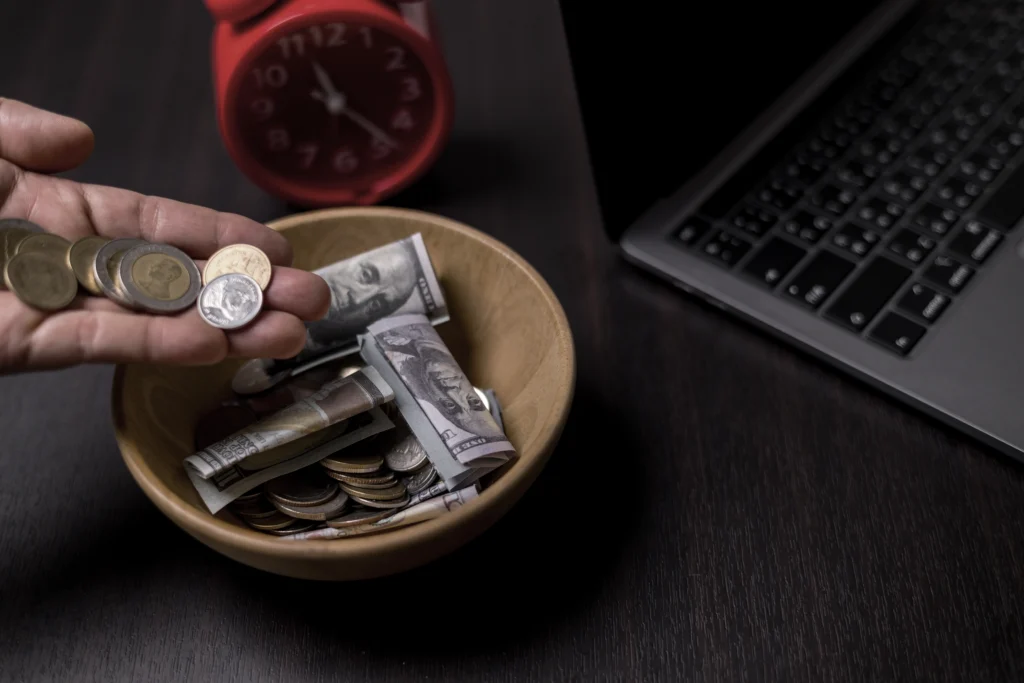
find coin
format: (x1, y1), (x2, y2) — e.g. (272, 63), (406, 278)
(243, 511), (297, 531)
(197, 273), (263, 329)
(323, 470), (396, 487)
(232, 497), (278, 519)
(16, 232), (71, 258)
(402, 465), (438, 495)
(0, 227), (35, 290)
(0, 218), (43, 234)
(67, 236), (109, 295)
(93, 238), (145, 307)
(264, 468), (338, 507)
(265, 520), (317, 536)
(349, 492), (409, 509)
(320, 452), (385, 474)
(272, 490), (350, 521)
(119, 243), (202, 313)
(339, 482), (407, 501)
(384, 431), (429, 473)
(202, 243), (273, 290)
(325, 508), (392, 529)
(193, 402), (259, 450)
(235, 489), (263, 504)
(3, 251), (78, 310)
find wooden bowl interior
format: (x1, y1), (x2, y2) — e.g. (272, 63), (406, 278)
(114, 209), (573, 566)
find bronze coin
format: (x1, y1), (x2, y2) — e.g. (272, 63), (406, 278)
(243, 511), (295, 531)
(325, 508), (392, 529)
(271, 490), (350, 521)
(264, 468), (338, 507)
(264, 520), (318, 536)
(348, 493), (409, 509)
(340, 482), (407, 502)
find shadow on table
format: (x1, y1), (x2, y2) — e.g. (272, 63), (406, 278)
(245, 383), (646, 656)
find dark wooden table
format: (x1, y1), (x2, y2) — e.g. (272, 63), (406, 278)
(2, 1), (1023, 681)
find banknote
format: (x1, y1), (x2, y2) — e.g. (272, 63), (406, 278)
(360, 313), (514, 490)
(232, 233), (448, 394)
(404, 479), (448, 507)
(283, 485), (479, 540)
(188, 408), (394, 514)
(185, 367), (394, 480)
(483, 388), (504, 431)
(243, 360), (363, 418)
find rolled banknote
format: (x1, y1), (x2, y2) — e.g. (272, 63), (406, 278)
(359, 313), (514, 490)
(404, 479), (448, 508)
(244, 361), (364, 418)
(188, 408), (394, 514)
(283, 485), (480, 540)
(185, 366), (394, 480)
(232, 233), (448, 394)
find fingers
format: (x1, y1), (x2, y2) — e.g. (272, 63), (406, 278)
(263, 267), (331, 322)
(225, 310), (307, 359)
(0, 99), (94, 172)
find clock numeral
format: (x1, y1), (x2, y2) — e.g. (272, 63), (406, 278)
(277, 34), (306, 59)
(391, 108), (414, 131)
(250, 97), (274, 121)
(360, 26), (373, 48)
(385, 46), (406, 71)
(296, 143), (319, 169)
(252, 64), (288, 89)
(308, 25), (324, 47)
(267, 128), (290, 151)
(327, 22), (347, 47)
(399, 76), (421, 102)
(370, 137), (392, 160)
(332, 148), (359, 173)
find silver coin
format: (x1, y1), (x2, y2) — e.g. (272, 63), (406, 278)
(402, 465), (438, 495)
(349, 492), (409, 509)
(265, 468), (338, 508)
(197, 273), (263, 329)
(265, 519), (318, 536)
(93, 238), (145, 308)
(384, 431), (429, 473)
(325, 507), (392, 529)
(119, 243), (202, 313)
(271, 490), (350, 521)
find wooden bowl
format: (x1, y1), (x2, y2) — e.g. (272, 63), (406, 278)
(111, 207), (575, 581)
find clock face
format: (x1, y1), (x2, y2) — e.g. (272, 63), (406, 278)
(233, 19), (437, 196)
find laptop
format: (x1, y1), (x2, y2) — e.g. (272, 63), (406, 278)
(558, 0), (1024, 463)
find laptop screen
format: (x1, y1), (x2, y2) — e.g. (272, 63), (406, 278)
(559, 1), (894, 240)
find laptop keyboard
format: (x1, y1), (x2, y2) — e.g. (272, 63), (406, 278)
(670, 0), (1024, 357)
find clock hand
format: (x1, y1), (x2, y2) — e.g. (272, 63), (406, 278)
(342, 107), (399, 148)
(311, 60), (343, 99)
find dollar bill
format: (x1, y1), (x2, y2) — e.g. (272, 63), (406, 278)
(188, 408), (394, 514)
(283, 485), (479, 540)
(185, 366), (394, 480)
(483, 388), (504, 431)
(232, 233), (448, 394)
(404, 479), (448, 507)
(359, 313), (514, 490)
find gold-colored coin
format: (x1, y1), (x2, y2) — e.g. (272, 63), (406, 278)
(0, 225), (36, 289)
(325, 508), (391, 529)
(264, 520), (316, 536)
(338, 482), (407, 501)
(3, 251), (78, 311)
(202, 243), (273, 290)
(322, 469), (396, 487)
(243, 511), (297, 531)
(16, 233), (72, 258)
(320, 452), (385, 474)
(348, 492), (409, 509)
(68, 236), (109, 295)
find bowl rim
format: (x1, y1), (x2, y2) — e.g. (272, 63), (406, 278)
(111, 206), (576, 565)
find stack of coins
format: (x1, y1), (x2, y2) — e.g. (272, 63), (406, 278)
(0, 218), (273, 331)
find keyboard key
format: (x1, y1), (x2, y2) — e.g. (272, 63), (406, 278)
(907, 202), (959, 236)
(934, 177), (983, 210)
(923, 254), (974, 293)
(729, 204), (778, 238)
(784, 251), (855, 309)
(897, 282), (950, 323)
(975, 162), (1024, 230)
(868, 312), (927, 356)
(880, 171), (928, 205)
(887, 229), (937, 264)
(904, 145), (952, 177)
(956, 152), (1003, 185)
(754, 179), (803, 212)
(981, 124), (1024, 159)
(810, 183), (858, 216)
(676, 217), (712, 247)
(831, 223), (882, 259)
(741, 237), (807, 288)
(948, 220), (1003, 264)
(857, 134), (902, 164)
(856, 197), (904, 231)
(779, 154), (827, 186)
(781, 211), (832, 245)
(835, 159), (880, 189)
(702, 230), (752, 267)
(824, 257), (911, 331)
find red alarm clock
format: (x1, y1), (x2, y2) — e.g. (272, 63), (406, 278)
(206, 0), (454, 207)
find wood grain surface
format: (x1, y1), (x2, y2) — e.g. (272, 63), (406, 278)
(1, 1), (1023, 681)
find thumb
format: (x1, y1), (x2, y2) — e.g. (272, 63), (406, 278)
(0, 98), (95, 173)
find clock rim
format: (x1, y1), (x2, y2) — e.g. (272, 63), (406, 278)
(220, 5), (454, 207)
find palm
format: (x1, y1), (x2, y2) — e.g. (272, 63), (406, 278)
(0, 99), (330, 373)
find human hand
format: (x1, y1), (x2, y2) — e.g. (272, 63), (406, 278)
(0, 98), (331, 374)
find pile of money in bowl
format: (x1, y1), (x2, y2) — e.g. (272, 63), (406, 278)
(186, 234), (515, 540)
